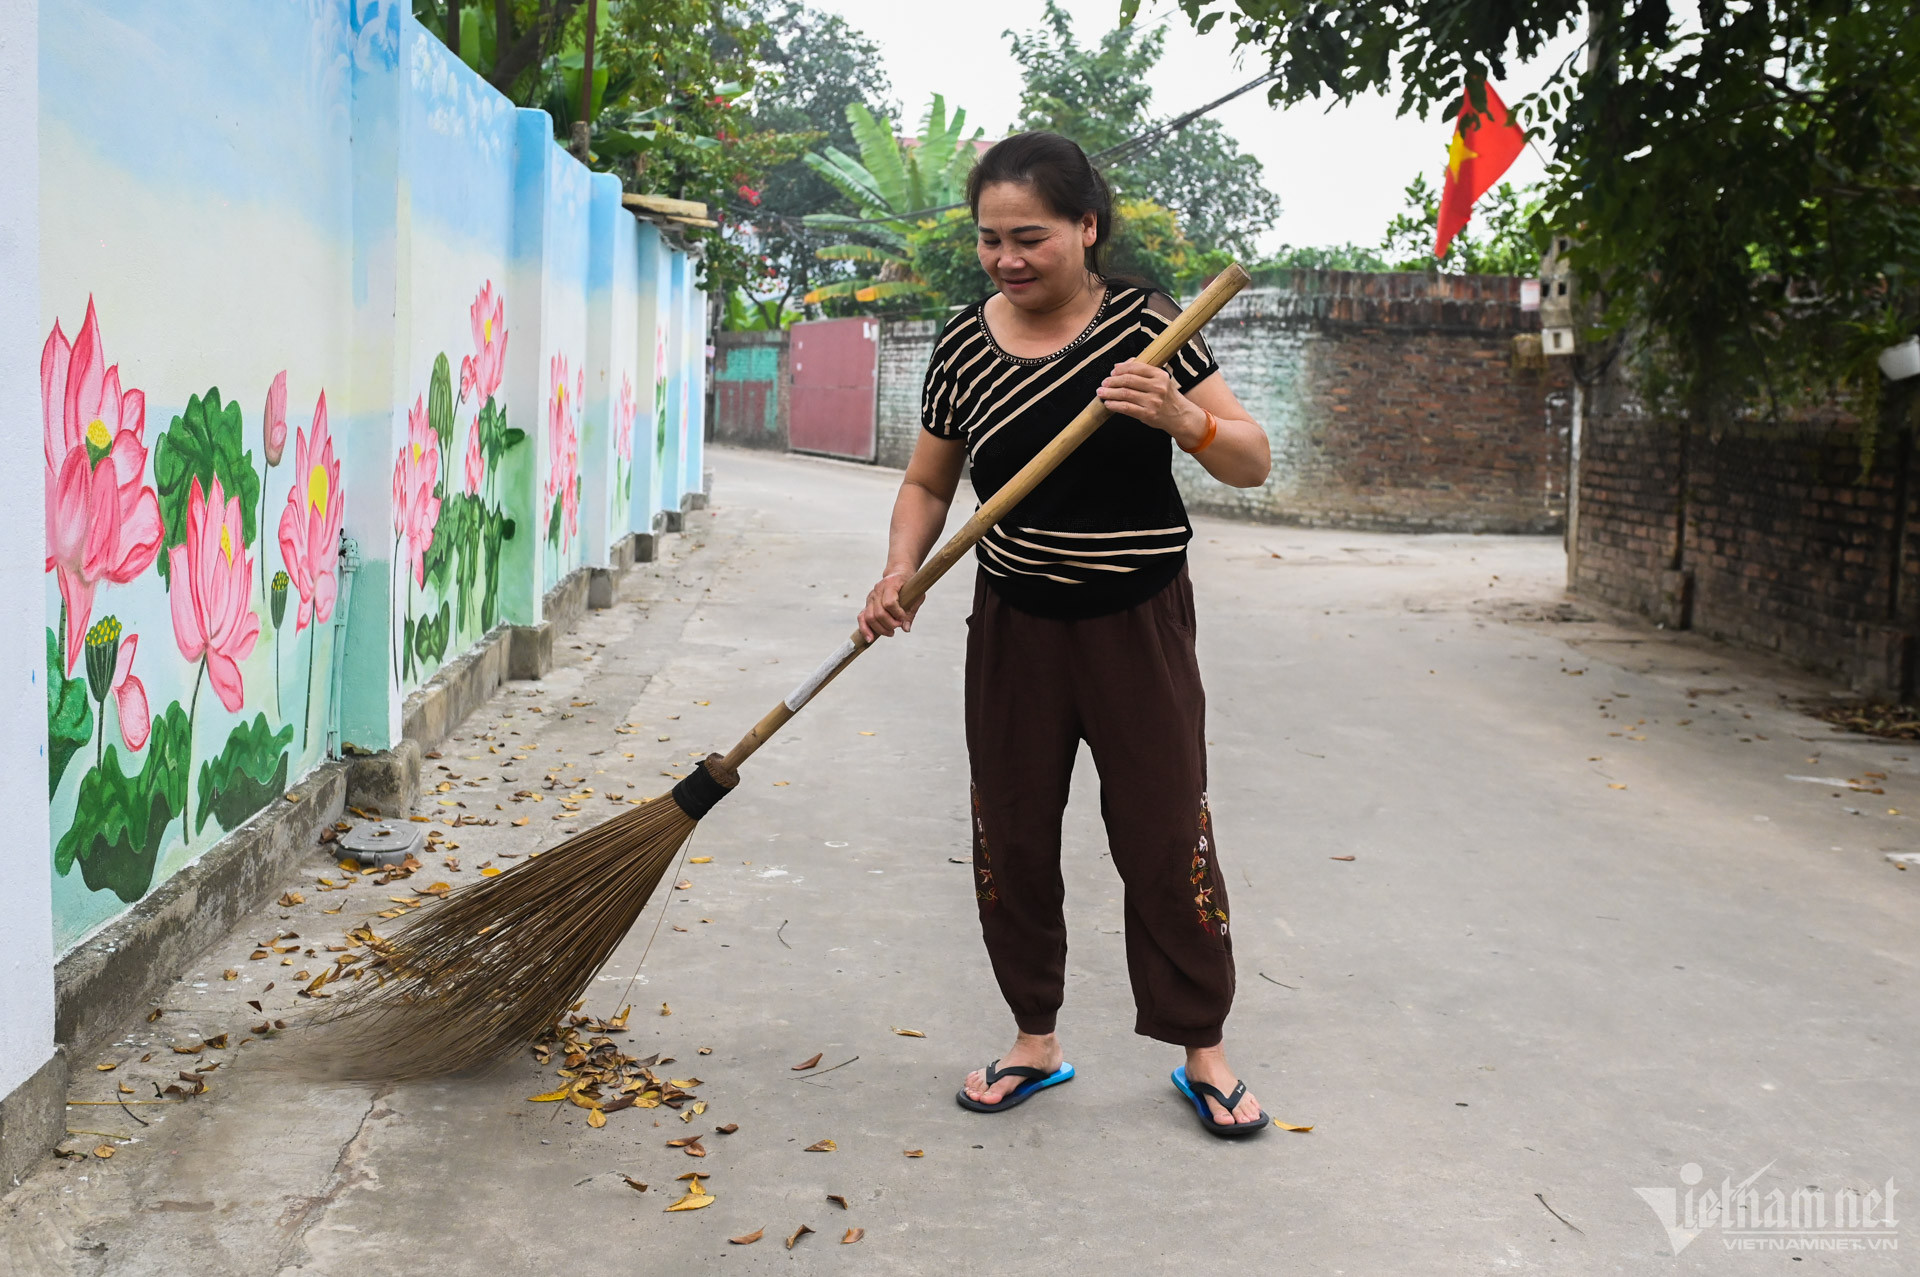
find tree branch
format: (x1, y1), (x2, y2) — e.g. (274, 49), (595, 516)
(489, 0), (585, 94)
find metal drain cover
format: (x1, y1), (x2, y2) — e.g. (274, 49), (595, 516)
(338, 820), (425, 867)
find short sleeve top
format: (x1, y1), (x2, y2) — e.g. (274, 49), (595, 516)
(920, 283), (1220, 619)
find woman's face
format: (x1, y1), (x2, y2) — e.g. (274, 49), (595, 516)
(974, 180), (1098, 312)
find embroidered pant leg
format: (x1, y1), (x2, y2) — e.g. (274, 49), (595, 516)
(1074, 568), (1235, 1047)
(964, 574), (1082, 1037)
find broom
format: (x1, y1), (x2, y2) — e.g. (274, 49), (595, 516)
(314, 263), (1253, 1079)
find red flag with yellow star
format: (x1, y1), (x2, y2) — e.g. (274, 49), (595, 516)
(1434, 82), (1526, 258)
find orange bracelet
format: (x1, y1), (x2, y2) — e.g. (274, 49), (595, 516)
(1180, 409), (1219, 455)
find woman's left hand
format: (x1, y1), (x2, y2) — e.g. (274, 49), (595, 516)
(1097, 359), (1207, 447)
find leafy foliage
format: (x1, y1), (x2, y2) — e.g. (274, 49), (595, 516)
(194, 713), (293, 835)
(1378, 174), (1543, 275)
(1171, 0), (1920, 429)
(1009, 2), (1281, 259)
(47, 627), (94, 798)
(54, 701), (192, 904)
(154, 388), (259, 581)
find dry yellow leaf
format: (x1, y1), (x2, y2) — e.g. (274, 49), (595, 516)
(843, 1228), (864, 1244)
(222, 969), (239, 981)
(904, 1149), (924, 1157)
(668, 1077), (701, 1089)
(664, 1183), (715, 1212)
(728, 1228), (764, 1245)
(94, 1062), (116, 1072)
(893, 1027), (925, 1038)
(93, 1145), (115, 1159)
(1608, 783), (1628, 790)
(660, 1002), (672, 1016)
(804, 1139), (836, 1153)
(278, 891), (304, 906)
(117, 1083), (134, 1095)
(481, 866), (502, 877)
(691, 1100), (707, 1115)
(587, 1107), (607, 1128)
(689, 856), (712, 864)
(786, 1224), (814, 1249)
(1273, 1120), (1314, 1132)
(528, 1086), (573, 1102)
(623, 1176), (648, 1193)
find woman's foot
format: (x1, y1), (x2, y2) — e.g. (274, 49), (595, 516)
(962, 1031), (1062, 1106)
(1183, 1042), (1263, 1125)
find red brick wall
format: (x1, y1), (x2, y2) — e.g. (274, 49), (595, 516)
(1572, 370), (1918, 687)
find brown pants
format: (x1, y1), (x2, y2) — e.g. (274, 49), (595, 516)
(963, 566), (1235, 1047)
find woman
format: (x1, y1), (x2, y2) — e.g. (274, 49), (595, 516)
(857, 132), (1273, 1136)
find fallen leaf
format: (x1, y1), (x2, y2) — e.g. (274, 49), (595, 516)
(511, 817), (530, 827)
(729, 1228), (765, 1245)
(785, 1224), (814, 1250)
(171, 1043), (204, 1056)
(827, 1194), (848, 1209)
(528, 1086), (574, 1102)
(587, 1107), (608, 1128)
(95, 1062), (116, 1072)
(1329, 855), (1355, 861)
(93, 1145), (116, 1159)
(715, 1123), (739, 1134)
(1273, 1120), (1314, 1132)
(843, 1228), (864, 1244)
(278, 892), (304, 906)
(480, 866), (502, 877)
(222, 969), (239, 981)
(146, 1008), (162, 1022)
(858, 731), (876, 736)
(622, 1176), (648, 1193)
(665, 1183), (715, 1212)
(668, 1077), (702, 1089)
(660, 1002), (672, 1016)
(674, 880), (694, 891)
(792, 1053), (822, 1071)
(893, 1027), (925, 1038)
(117, 1083), (134, 1094)
(698, 1046), (713, 1055)
(904, 1149), (924, 1157)
(204, 1034), (229, 1049)
(805, 1139), (837, 1153)
(1608, 782), (1628, 790)
(675, 1171), (710, 1180)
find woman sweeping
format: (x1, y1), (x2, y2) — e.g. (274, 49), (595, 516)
(857, 132), (1273, 1136)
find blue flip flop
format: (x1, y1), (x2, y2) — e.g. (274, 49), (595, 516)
(1171, 1066), (1269, 1138)
(955, 1059), (1075, 1112)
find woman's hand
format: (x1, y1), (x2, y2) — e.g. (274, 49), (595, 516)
(1097, 358), (1209, 449)
(858, 569), (920, 642)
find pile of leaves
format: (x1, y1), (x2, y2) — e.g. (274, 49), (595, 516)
(1806, 700), (1920, 741)
(525, 1006), (710, 1132)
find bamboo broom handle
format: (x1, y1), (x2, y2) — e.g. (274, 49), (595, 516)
(718, 263), (1252, 774)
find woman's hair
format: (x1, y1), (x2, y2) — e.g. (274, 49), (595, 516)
(966, 131), (1114, 274)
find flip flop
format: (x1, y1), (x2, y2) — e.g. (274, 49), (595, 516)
(955, 1059), (1075, 1113)
(1171, 1065), (1269, 1138)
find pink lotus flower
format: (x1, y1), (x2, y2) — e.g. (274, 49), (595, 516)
(546, 356), (582, 546)
(616, 373), (636, 465)
(263, 370), (288, 465)
(394, 395), (441, 587)
(278, 391), (345, 632)
(168, 475), (261, 714)
(109, 632), (150, 751)
(465, 417), (484, 494)
(42, 298), (163, 672)
(460, 281), (508, 403)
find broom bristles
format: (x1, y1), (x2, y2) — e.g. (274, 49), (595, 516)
(309, 759), (732, 1080)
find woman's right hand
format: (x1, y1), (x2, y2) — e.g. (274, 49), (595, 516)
(858, 569), (920, 642)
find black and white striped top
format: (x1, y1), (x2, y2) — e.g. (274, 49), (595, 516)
(922, 284), (1220, 619)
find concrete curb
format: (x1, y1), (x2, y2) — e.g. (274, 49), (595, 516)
(0, 1049), (68, 1190)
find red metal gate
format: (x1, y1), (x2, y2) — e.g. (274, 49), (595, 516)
(789, 317), (877, 461)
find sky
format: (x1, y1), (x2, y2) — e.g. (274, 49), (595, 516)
(807, 0), (1585, 254)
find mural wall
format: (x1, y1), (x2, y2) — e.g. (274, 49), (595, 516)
(35, 2), (703, 952)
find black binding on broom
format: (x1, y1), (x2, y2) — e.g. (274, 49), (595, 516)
(671, 758), (732, 820)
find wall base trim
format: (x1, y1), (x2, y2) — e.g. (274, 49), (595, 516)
(0, 1049), (68, 1190)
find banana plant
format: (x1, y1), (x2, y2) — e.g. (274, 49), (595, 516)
(801, 95), (982, 305)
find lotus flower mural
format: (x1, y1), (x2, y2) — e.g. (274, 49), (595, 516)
(280, 392), (344, 747)
(43, 298), (163, 673)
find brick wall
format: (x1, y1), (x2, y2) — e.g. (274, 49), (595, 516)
(713, 331), (787, 451)
(1572, 369), (1919, 688)
(873, 272), (1571, 533)
(877, 318), (940, 469)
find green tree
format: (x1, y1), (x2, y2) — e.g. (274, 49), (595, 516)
(736, 2), (897, 327)
(1165, 0), (1920, 428)
(1008, 2), (1282, 260)
(1378, 173), (1542, 275)
(799, 96), (984, 308)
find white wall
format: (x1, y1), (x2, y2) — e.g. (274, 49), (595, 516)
(0, 0), (56, 1098)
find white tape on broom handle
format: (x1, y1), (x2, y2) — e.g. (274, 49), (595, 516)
(784, 637), (860, 712)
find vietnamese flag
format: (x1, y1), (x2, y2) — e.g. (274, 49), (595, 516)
(1434, 82), (1527, 258)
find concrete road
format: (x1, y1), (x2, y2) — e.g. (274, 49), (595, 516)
(5, 447), (1917, 1276)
